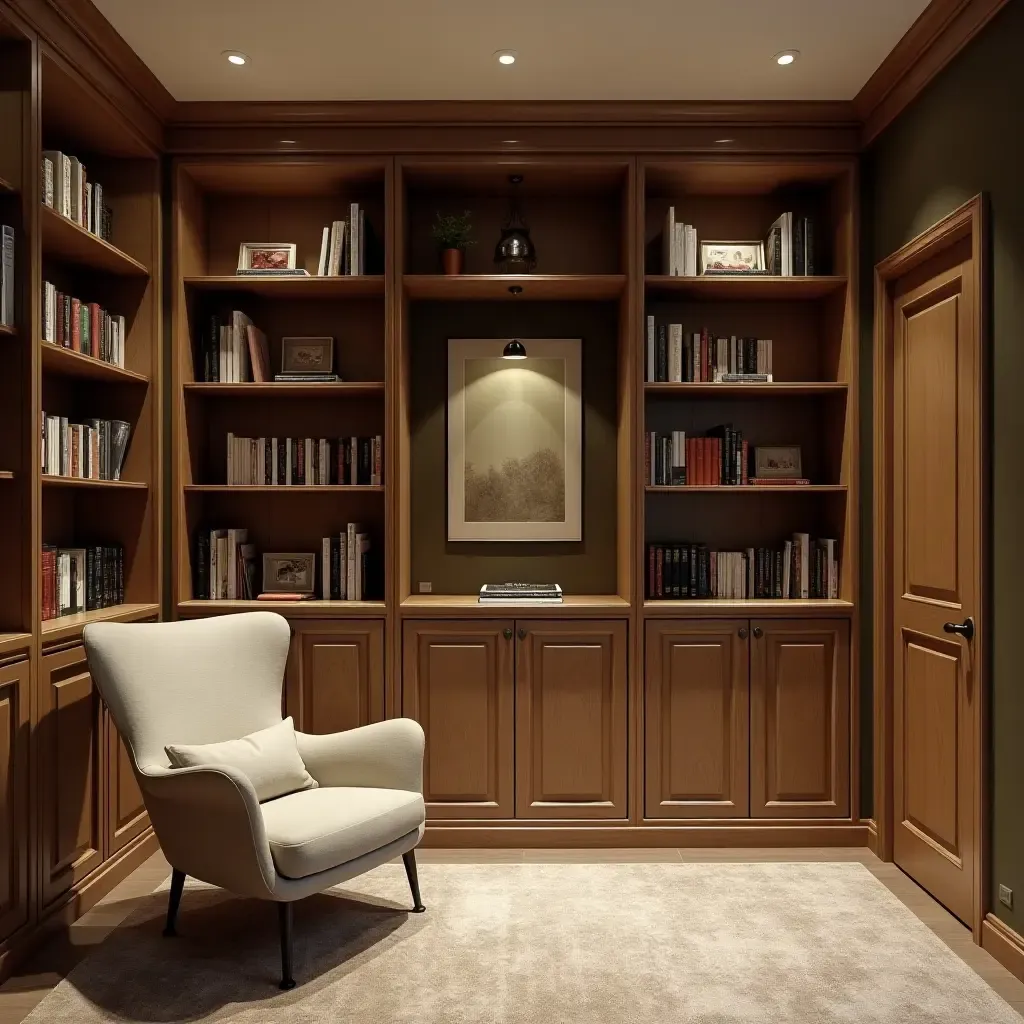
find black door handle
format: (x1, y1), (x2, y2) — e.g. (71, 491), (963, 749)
(503, 628), (513, 640)
(943, 616), (975, 641)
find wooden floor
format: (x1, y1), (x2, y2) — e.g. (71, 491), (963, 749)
(1, 847), (1021, 1022)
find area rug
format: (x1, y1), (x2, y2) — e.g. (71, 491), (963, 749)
(23, 861), (1021, 1023)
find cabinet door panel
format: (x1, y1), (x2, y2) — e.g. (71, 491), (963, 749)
(288, 620), (384, 734)
(0, 658), (30, 943)
(402, 621), (513, 819)
(40, 645), (104, 908)
(644, 620), (749, 818)
(106, 716), (148, 856)
(750, 619), (850, 818)
(515, 621), (627, 819)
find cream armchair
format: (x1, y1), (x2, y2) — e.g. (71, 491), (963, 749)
(82, 612), (426, 989)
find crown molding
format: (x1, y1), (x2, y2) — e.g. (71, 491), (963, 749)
(855, 0), (1010, 144)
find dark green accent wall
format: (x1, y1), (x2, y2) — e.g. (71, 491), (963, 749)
(861, 0), (1024, 933)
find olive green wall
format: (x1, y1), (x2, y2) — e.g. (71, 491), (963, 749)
(861, 0), (1024, 933)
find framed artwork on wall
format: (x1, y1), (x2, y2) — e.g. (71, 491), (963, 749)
(447, 338), (582, 541)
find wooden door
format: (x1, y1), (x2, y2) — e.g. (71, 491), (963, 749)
(287, 620), (385, 734)
(39, 645), (104, 908)
(750, 619), (850, 818)
(0, 659), (30, 943)
(105, 716), (148, 857)
(644, 620), (749, 819)
(891, 238), (981, 925)
(515, 620), (627, 819)
(402, 620), (514, 819)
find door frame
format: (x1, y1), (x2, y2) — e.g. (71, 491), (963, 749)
(872, 193), (988, 939)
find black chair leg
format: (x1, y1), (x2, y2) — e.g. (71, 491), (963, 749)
(163, 869), (186, 937)
(403, 850), (425, 913)
(278, 902), (296, 990)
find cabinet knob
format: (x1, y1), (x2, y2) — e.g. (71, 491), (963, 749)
(738, 627), (748, 639)
(503, 628), (513, 640)
(752, 626), (763, 639)
(518, 627), (527, 641)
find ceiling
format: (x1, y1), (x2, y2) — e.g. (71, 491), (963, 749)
(92, 0), (932, 104)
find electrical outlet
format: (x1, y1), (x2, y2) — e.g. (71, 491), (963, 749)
(999, 885), (1014, 909)
(418, 581), (432, 594)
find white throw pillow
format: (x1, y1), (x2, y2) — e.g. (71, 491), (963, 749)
(165, 717), (317, 803)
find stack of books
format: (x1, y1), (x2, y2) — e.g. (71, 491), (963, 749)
(225, 434), (382, 486)
(316, 204), (368, 276)
(767, 213), (815, 276)
(320, 524), (372, 600)
(199, 310), (268, 383)
(662, 207), (697, 276)
(646, 426), (749, 487)
(193, 528), (256, 601)
(41, 544), (124, 619)
(478, 583), (563, 606)
(646, 322), (773, 383)
(41, 413), (131, 481)
(42, 282), (126, 366)
(41, 151), (113, 240)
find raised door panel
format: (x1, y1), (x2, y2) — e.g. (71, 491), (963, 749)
(402, 621), (514, 819)
(289, 620), (385, 734)
(644, 620), (749, 819)
(750, 619), (850, 818)
(515, 621), (628, 820)
(0, 659), (30, 943)
(106, 716), (148, 857)
(39, 645), (104, 908)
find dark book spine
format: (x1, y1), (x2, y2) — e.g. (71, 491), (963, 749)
(209, 314), (220, 382)
(656, 325), (667, 382)
(360, 437), (371, 485)
(117, 545), (124, 604)
(804, 217), (815, 275)
(264, 439), (272, 485)
(793, 216), (805, 276)
(681, 545), (690, 598)
(196, 531), (210, 599)
(647, 544), (655, 599)
(670, 546), (679, 599)
(655, 546), (663, 598)
(278, 437), (287, 486)
(331, 537), (341, 600)
(296, 438), (305, 485)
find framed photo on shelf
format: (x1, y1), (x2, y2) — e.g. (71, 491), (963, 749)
(447, 338), (582, 542)
(280, 336), (334, 374)
(754, 445), (803, 478)
(700, 240), (766, 275)
(237, 242), (297, 272)
(262, 553), (316, 596)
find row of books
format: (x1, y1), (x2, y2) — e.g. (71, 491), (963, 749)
(225, 434), (383, 487)
(662, 209), (698, 277)
(41, 413), (131, 481)
(199, 310), (268, 383)
(320, 525), (372, 600)
(41, 151), (113, 241)
(647, 429), (751, 487)
(194, 529), (256, 601)
(316, 206), (367, 276)
(646, 323), (773, 383)
(1, 225), (13, 328)
(42, 282), (126, 367)
(646, 534), (839, 600)
(767, 213), (815, 276)
(478, 583), (563, 606)
(41, 544), (124, 620)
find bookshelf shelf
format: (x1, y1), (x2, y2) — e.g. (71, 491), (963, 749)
(644, 275), (847, 300)
(0, 632), (32, 658)
(41, 342), (150, 384)
(41, 475), (148, 490)
(179, 599), (387, 617)
(40, 204), (149, 277)
(0, 471), (13, 481)
(184, 485), (385, 494)
(0, 175), (14, 194)
(0, 324), (15, 337)
(646, 485), (847, 494)
(184, 382), (384, 398)
(403, 274), (627, 301)
(644, 382), (848, 397)
(41, 602), (160, 643)
(644, 598), (854, 618)
(183, 275), (385, 299)
(400, 594), (632, 617)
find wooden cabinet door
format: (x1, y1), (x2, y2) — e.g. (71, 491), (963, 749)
(0, 658), (30, 943)
(402, 620), (514, 819)
(644, 620), (749, 819)
(750, 619), (850, 818)
(39, 645), (104, 908)
(106, 715), (148, 857)
(515, 621), (628, 819)
(287, 620), (385, 734)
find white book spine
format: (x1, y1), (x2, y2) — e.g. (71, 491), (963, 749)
(1, 225), (14, 327)
(317, 226), (329, 276)
(338, 532), (347, 600)
(322, 537), (331, 599)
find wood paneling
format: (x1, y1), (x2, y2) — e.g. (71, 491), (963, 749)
(105, 716), (147, 857)
(515, 621), (627, 819)
(402, 620), (514, 819)
(750, 619), (850, 818)
(0, 659), (29, 944)
(287, 619), (385, 734)
(38, 645), (103, 909)
(644, 620), (749, 819)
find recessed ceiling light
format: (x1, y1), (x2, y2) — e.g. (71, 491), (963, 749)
(223, 50), (248, 66)
(495, 49), (517, 65)
(774, 49), (799, 66)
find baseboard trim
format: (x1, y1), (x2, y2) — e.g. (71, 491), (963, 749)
(982, 913), (1024, 983)
(422, 824), (870, 849)
(0, 829), (158, 983)
(866, 818), (879, 856)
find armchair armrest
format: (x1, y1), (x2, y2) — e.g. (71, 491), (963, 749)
(140, 764), (278, 900)
(295, 719), (424, 792)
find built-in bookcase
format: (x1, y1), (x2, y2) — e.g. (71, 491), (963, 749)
(172, 159), (390, 615)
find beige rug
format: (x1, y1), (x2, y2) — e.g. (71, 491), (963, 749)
(24, 861), (1021, 1023)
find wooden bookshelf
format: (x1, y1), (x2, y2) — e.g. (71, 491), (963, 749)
(183, 484), (384, 494)
(41, 342), (150, 384)
(40, 601), (161, 643)
(183, 274), (384, 298)
(178, 599), (387, 617)
(403, 273), (626, 301)
(644, 274), (847, 299)
(644, 382), (848, 397)
(0, 471), (13, 481)
(645, 484), (848, 494)
(40, 204), (149, 277)
(41, 475), (148, 490)
(184, 381), (384, 397)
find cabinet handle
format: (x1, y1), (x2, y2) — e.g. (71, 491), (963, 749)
(752, 626), (763, 639)
(738, 627), (748, 639)
(503, 628), (513, 640)
(518, 627), (527, 641)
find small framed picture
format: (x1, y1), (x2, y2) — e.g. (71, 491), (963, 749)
(237, 243), (297, 272)
(754, 445), (803, 478)
(262, 553), (316, 595)
(700, 241), (766, 275)
(281, 336), (334, 374)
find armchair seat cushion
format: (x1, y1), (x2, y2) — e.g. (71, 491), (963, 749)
(260, 786), (425, 880)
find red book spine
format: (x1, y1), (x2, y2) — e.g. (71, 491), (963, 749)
(89, 303), (101, 359)
(741, 440), (749, 485)
(697, 438), (706, 486)
(297, 438), (305, 484)
(644, 431), (651, 484)
(70, 297), (81, 352)
(648, 545), (655, 598)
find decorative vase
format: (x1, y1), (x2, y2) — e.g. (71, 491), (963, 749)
(441, 248), (464, 275)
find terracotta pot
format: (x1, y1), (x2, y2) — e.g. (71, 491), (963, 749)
(441, 248), (464, 275)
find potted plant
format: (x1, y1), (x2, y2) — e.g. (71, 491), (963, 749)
(431, 211), (475, 275)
